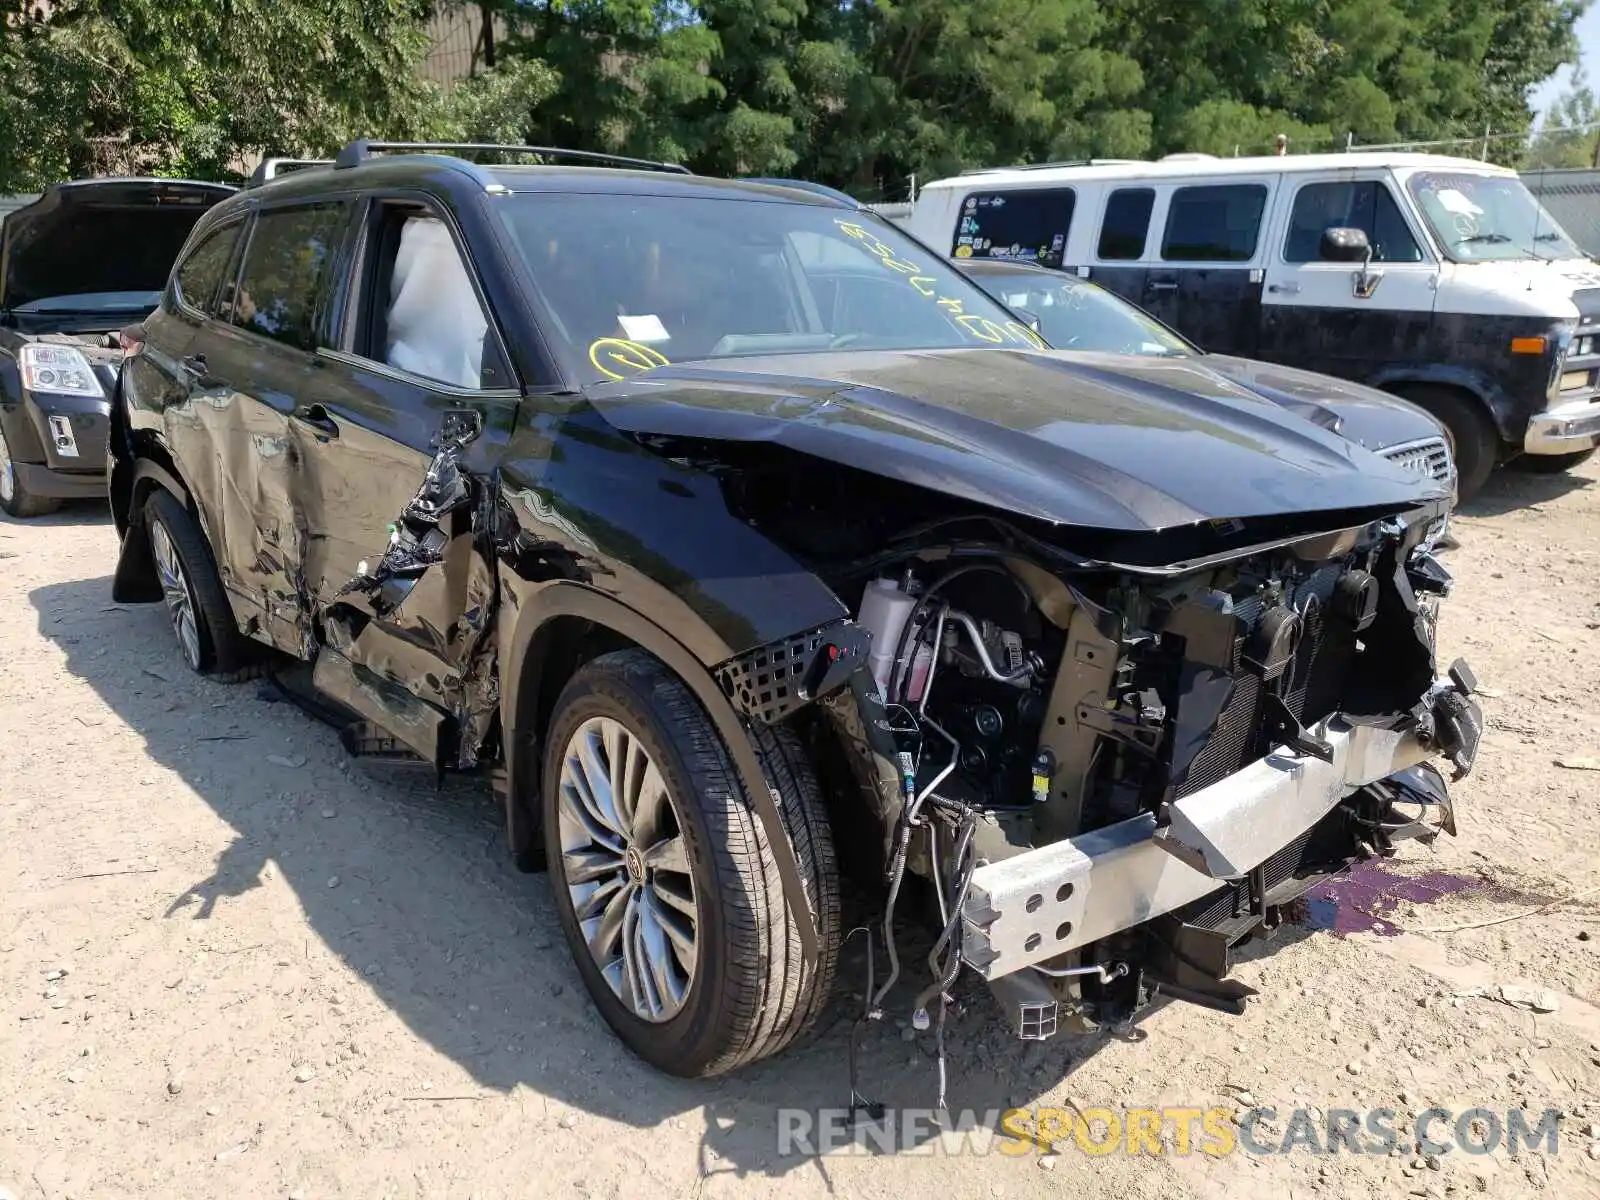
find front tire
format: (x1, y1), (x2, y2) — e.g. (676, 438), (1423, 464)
(542, 650), (840, 1077)
(0, 421), (61, 518)
(143, 490), (257, 679)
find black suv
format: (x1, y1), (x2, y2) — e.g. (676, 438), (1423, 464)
(0, 178), (234, 517)
(110, 141), (1482, 1082)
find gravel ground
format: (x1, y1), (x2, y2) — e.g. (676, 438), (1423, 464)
(2, 460), (1599, 1200)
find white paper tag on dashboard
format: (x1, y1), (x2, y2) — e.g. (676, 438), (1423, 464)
(619, 313), (670, 343)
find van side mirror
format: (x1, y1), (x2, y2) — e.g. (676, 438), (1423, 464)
(1319, 226), (1371, 263)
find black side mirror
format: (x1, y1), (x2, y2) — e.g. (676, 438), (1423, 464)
(1319, 226), (1371, 263)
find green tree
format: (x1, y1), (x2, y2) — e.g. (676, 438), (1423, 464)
(1527, 68), (1600, 167)
(408, 58), (561, 143)
(497, 0), (722, 166)
(0, 0), (443, 188)
(1098, 0), (1581, 162)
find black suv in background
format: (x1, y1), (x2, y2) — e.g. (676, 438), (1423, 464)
(0, 178), (234, 516)
(110, 142), (1480, 1085)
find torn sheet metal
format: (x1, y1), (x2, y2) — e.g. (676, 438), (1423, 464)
(339, 410), (481, 617)
(332, 408), (503, 767)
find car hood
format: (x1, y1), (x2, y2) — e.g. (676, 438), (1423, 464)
(585, 348), (1447, 533)
(1202, 354), (1449, 452)
(0, 178), (235, 312)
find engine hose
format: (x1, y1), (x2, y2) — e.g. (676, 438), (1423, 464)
(844, 925), (882, 1117)
(912, 813), (978, 1016)
(887, 561), (1031, 705)
(869, 815), (915, 1012)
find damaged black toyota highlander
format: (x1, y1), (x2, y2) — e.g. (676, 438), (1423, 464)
(109, 142), (1483, 1086)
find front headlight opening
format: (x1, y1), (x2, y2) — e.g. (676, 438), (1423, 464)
(19, 343), (105, 399)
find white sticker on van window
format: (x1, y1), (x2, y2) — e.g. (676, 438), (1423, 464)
(1434, 188), (1483, 217)
(618, 313), (671, 343)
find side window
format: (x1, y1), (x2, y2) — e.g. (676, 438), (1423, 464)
(1097, 188), (1154, 260)
(1284, 181), (1423, 263)
(1161, 184), (1268, 262)
(231, 203), (349, 350)
(953, 188), (1075, 267)
(362, 208), (511, 390)
(174, 222), (242, 316)
(1372, 184), (1423, 262)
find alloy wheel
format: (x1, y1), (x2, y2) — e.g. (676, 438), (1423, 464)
(556, 715), (699, 1023)
(150, 519), (202, 670)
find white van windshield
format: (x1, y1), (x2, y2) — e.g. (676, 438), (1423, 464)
(1407, 171), (1583, 263)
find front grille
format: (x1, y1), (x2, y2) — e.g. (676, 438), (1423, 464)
(1380, 436), (1453, 484)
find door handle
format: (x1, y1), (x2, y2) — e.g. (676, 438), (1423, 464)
(180, 353), (207, 377)
(291, 403), (339, 440)
(1267, 282), (1302, 295)
(1147, 280), (1179, 292)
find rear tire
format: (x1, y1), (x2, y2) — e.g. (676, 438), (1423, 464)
(542, 649), (840, 1077)
(1395, 386), (1498, 502)
(143, 490), (258, 680)
(1512, 447), (1596, 473)
(0, 422), (61, 518)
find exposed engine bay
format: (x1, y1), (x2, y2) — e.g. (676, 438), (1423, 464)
(714, 456), (1484, 1110)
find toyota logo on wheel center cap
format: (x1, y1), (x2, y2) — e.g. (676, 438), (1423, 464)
(625, 845), (646, 884)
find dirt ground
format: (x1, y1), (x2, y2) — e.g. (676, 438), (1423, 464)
(3, 459), (1599, 1200)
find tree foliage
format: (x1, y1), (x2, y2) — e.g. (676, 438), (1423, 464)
(0, 0), (1584, 195)
(1527, 67), (1600, 168)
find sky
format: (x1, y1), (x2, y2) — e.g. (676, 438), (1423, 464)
(1530, 3), (1600, 120)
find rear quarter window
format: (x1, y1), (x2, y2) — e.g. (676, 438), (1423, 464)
(174, 221), (243, 316)
(1161, 184), (1268, 262)
(953, 188), (1075, 267)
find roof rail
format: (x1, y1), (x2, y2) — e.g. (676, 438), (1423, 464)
(958, 158), (1142, 175)
(247, 157), (335, 187)
(738, 177), (862, 207)
(332, 139), (691, 174)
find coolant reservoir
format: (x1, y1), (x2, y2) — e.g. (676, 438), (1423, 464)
(859, 578), (917, 696)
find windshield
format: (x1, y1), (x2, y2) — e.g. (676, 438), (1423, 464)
(15, 290), (162, 313)
(493, 193), (1045, 382)
(1407, 171), (1583, 262)
(968, 269), (1192, 357)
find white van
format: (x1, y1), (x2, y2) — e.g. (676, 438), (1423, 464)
(907, 153), (1600, 498)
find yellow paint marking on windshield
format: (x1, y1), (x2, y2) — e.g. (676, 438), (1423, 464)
(954, 314), (1007, 343)
(1005, 321), (1049, 350)
(831, 217), (1043, 351)
(589, 338), (670, 381)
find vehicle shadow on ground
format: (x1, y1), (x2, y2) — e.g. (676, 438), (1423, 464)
(0, 499), (112, 532)
(32, 573), (1131, 1182)
(1459, 462), (1591, 519)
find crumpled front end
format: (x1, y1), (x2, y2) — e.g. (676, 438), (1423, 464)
(784, 490), (1481, 1056)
